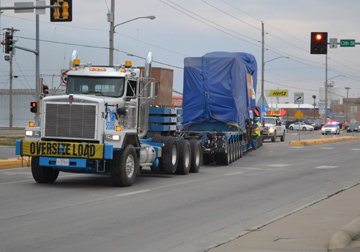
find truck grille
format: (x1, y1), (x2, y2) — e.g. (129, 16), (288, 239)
(45, 103), (97, 139)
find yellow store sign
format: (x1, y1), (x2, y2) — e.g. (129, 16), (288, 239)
(269, 90), (288, 97)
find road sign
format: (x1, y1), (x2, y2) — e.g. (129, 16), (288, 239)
(294, 92), (304, 104)
(329, 38), (337, 48)
(294, 110), (304, 119)
(340, 39), (355, 47)
(280, 108), (287, 116)
(61, 69), (69, 85)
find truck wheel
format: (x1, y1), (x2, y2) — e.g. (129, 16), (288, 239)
(161, 136), (179, 174)
(280, 131), (285, 142)
(31, 156), (59, 183)
(230, 144), (234, 163)
(110, 145), (138, 187)
(235, 142), (239, 160)
(189, 139), (201, 173)
(176, 139), (191, 175)
(271, 133), (276, 142)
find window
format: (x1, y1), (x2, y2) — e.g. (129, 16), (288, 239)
(66, 76), (125, 97)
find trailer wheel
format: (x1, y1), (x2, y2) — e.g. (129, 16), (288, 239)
(176, 139), (191, 175)
(222, 145), (230, 166)
(110, 145), (138, 187)
(31, 156), (59, 183)
(161, 136), (179, 174)
(239, 141), (243, 158)
(236, 142), (239, 159)
(203, 154), (210, 165)
(189, 139), (201, 173)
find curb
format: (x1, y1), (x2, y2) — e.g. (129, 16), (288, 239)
(288, 136), (360, 146)
(329, 216), (360, 250)
(0, 157), (31, 170)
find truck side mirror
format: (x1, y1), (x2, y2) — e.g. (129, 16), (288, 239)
(117, 107), (127, 116)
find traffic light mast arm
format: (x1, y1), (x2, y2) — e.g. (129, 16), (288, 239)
(0, 4), (60, 11)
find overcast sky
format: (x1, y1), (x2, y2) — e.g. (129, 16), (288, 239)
(1, 0), (360, 104)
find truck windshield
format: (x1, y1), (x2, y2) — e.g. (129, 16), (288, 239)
(66, 76), (125, 97)
(264, 118), (276, 124)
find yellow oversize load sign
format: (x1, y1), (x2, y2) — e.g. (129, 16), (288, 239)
(21, 140), (104, 159)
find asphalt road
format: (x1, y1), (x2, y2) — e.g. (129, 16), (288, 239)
(0, 131), (359, 252)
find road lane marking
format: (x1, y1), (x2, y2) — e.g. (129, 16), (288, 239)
(320, 147), (334, 149)
(116, 189), (151, 197)
(267, 164), (291, 168)
(225, 171), (243, 176)
(315, 166), (338, 169)
(290, 146), (304, 149)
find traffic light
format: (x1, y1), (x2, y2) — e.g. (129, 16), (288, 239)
(30, 101), (38, 114)
(4, 32), (13, 54)
(50, 0), (72, 22)
(310, 32), (328, 54)
(42, 84), (49, 95)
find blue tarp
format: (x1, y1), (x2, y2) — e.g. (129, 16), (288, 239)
(182, 52), (257, 130)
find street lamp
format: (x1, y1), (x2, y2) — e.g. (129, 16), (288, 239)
(109, 15), (156, 66)
(312, 95), (316, 119)
(261, 56), (289, 111)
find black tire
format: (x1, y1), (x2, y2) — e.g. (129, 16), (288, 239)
(203, 153), (210, 165)
(176, 139), (191, 175)
(160, 136), (179, 174)
(215, 154), (222, 165)
(222, 145), (230, 166)
(239, 141), (243, 158)
(235, 141), (239, 160)
(280, 131), (285, 142)
(302, 127), (307, 131)
(230, 143), (234, 163)
(31, 156), (59, 183)
(271, 133), (276, 142)
(189, 139), (201, 173)
(110, 145), (138, 187)
(290, 126), (294, 130)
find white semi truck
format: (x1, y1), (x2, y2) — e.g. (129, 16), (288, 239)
(16, 52), (201, 186)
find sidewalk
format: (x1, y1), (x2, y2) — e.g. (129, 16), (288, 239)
(209, 184), (360, 252)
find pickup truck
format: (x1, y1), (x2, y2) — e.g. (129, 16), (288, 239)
(262, 116), (286, 142)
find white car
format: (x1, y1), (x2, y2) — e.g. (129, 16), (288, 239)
(289, 122), (314, 131)
(321, 124), (340, 135)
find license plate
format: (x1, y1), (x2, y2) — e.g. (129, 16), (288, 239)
(56, 158), (69, 166)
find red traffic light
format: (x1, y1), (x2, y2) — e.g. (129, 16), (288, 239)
(315, 34), (322, 40)
(310, 32), (328, 54)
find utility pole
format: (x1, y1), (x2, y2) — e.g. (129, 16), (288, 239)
(261, 22), (265, 114)
(108, 0), (115, 66)
(345, 87), (350, 123)
(325, 56), (328, 125)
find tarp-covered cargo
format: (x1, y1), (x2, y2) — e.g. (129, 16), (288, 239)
(182, 52), (257, 130)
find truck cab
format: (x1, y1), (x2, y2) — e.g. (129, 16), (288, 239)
(262, 116), (285, 142)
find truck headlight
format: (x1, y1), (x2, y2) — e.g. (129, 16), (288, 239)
(105, 134), (121, 141)
(269, 127), (275, 133)
(25, 130), (40, 137)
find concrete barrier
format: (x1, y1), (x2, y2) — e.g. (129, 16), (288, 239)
(329, 216), (360, 250)
(289, 136), (360, 146)
(0, 157), (31, 170)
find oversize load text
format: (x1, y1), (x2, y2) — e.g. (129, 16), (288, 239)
(21, 141), (103, 159)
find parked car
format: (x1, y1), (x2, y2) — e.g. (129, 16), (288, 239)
(321, 123), (340, 135)
(289, 122), (314, 131)
(347, 124), (359, 133)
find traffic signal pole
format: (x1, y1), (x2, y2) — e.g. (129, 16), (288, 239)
(325, 55), (328, 125)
